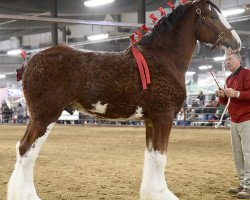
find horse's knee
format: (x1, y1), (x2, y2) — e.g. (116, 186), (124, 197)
(19, 122), (49, 156)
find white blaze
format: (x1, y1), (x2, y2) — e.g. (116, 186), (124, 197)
(231, 30), (242, 49)
(216, 10), (231, 29)
(91, 101), (108, 114)
(216, 10), (241, 49)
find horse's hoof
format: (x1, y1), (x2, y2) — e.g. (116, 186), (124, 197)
(20, 194), (41, 200)
(7, 197), (40, 200)
(140, 189), (179, 200)
(29, 195), (41, 200)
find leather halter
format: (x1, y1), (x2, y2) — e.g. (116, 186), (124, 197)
(195, 5), (234, 51)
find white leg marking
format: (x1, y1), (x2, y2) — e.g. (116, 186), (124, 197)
(217, 10), (231, 29)
(90, 101), (108, 114)
(7, 123), (54, 200)
(231, 30), (242, 49)
(7, 142), (22, 200)
(140, 150), (179, 200)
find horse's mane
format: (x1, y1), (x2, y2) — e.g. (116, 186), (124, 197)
(140, 4), (188, 45)
(140, 1), (222, 45)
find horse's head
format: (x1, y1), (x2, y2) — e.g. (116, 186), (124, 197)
(193, 0), (241, 52)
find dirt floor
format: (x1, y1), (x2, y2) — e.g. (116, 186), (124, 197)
(0, 125), (240, 200)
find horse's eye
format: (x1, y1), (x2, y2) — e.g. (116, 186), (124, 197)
(211, 15), (218, 19)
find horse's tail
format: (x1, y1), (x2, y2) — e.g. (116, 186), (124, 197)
(16, 63), (26, 82)
(16, 50), (28, 82)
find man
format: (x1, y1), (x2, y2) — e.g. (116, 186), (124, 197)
(2, 103), (13, 123)
(16, 103), (24, 123)
(216, 52), (250, 199)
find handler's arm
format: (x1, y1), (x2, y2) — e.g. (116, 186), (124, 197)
(239, 70), (250, 100)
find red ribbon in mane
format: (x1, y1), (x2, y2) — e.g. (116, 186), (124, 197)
(158, 7), (166, 16)
(149, 13), (158, 23)
(140, 24), (150, 33)
(135, 30), (143, 40)
(20, 50), (27, 60)
(167, 1), (175, 10)
(180, 0), (189, 4)
(130, 35), (151, 90)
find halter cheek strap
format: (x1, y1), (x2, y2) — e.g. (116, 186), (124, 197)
(195, 6), (234, 50)
(211, 27), (234, 50)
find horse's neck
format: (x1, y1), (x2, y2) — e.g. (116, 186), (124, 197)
(141, 6), (197, 85)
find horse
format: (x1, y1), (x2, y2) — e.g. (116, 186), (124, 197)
(7, 0), (241, 200)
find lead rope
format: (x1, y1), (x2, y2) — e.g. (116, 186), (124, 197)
(201, 56), (229, 128)
(215, 61), (230, 128)
(202, 57), (221, 89)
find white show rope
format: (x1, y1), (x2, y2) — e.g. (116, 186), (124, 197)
(215, 98), (230, 128)
(215, 61), (230, 128)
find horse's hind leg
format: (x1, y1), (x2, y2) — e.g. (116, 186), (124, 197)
(140, 111), (179, 200)
(7, 120), (55, 200)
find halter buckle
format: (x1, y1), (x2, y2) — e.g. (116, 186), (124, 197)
(199, 17), (205, 22)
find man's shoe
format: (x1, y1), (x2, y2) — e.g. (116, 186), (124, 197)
(237, 188), (250, 199)
(228, 185), (244, 194)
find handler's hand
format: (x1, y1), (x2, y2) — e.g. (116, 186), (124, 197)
(216, 89), (226, 98)
(224, 88), (238, 98)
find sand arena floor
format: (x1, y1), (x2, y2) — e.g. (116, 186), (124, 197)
(0, 125), (240, 200)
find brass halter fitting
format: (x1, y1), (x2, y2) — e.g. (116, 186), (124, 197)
(196, 8), (201, 15)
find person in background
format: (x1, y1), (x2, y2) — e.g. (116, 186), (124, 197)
(216, 51), (250, 199)
(213, 103), (229, 125)
(16, 103), (25, 123)
(176, 106), (185, 126)
(2, 103), (13, 123)
(197, 91), (205, 105)
(186, 98), (203, 122)
(206, 94), (220, 121)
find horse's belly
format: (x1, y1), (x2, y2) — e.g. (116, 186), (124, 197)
(73, 102), (145, 120)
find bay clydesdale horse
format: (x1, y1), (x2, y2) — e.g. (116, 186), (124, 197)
(8, 0), (241, 200)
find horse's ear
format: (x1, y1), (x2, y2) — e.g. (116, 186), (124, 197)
(193, 0), (206, 5)
(199, 0), (207, 5)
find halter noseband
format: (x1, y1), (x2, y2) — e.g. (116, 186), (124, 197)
(195, 4), (234, 51)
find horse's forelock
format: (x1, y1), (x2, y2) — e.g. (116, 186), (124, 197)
(207, 0), (222, 14)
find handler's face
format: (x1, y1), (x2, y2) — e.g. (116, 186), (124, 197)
(224, 54), (240, 73)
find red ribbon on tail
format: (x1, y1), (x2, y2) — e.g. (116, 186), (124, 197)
(16, 49), (27, 82)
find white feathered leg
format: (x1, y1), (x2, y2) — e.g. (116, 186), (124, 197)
(7, 123), (54, 200)
(7, 141), (22, 200)
(140, 150), (179, 200)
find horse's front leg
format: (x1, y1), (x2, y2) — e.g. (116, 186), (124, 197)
(140, 112), (179, 200)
